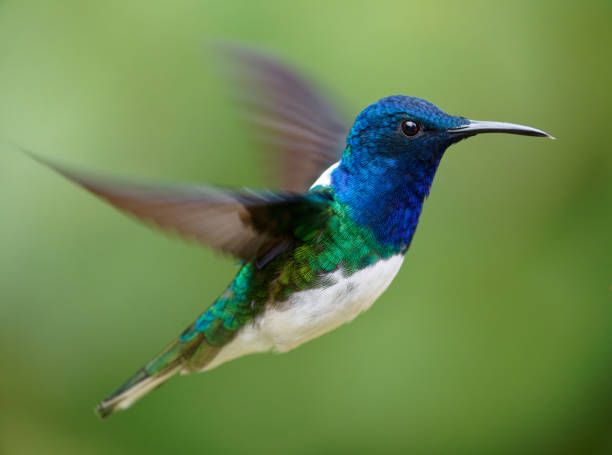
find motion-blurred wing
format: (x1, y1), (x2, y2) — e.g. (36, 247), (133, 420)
(37, 156), (332, 263)
(219, 44), (349, 192)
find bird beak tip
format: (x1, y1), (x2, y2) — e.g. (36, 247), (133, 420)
(536, 130), (555, 140)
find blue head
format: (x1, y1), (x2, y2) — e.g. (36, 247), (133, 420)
(332, 95), (551, 252)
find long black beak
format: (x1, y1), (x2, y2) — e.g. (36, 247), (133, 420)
(448, 120), (554, 139)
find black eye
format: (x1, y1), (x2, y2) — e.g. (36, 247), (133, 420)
(400, 119), (420, 137)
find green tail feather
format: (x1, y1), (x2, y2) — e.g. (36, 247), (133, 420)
(95, 332), (213, 418)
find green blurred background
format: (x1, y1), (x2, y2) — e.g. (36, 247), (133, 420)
(1, 1), (611, 454)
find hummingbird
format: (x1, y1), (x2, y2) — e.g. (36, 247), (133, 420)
(32, 46), (553, 418)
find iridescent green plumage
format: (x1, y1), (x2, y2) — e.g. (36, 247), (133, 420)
(183, 186), (400, 349)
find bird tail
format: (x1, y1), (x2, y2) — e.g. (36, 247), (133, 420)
(95, 332), (209, 418)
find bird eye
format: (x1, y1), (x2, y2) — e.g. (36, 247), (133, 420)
(400, 119), (420, 137)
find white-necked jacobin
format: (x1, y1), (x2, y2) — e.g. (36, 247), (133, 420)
(32, 46), (552, 417)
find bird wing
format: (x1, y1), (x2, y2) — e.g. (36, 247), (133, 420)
(218, 44), (349, 192)
(37, 155), (333, 264)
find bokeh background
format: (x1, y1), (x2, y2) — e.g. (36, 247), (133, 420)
(1, 1), (611, 454)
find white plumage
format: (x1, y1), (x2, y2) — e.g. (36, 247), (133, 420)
(197, 254), (404, 372)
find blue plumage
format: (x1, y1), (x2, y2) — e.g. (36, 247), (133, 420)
(332, 96), (469, 249)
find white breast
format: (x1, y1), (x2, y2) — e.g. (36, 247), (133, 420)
(199, 254), (404, 372)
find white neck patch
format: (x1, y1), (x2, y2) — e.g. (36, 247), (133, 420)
(309, 161), (340, 189)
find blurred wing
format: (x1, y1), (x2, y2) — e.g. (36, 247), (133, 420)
(37, 155), (332, 264)
(219, 44), (349, 192)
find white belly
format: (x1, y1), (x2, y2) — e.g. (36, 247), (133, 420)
(199, 254), (404, 372)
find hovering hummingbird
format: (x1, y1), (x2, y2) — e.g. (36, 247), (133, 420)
(32, 46), (553, 418)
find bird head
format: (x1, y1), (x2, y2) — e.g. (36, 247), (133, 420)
(342, 95), (552, 171)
